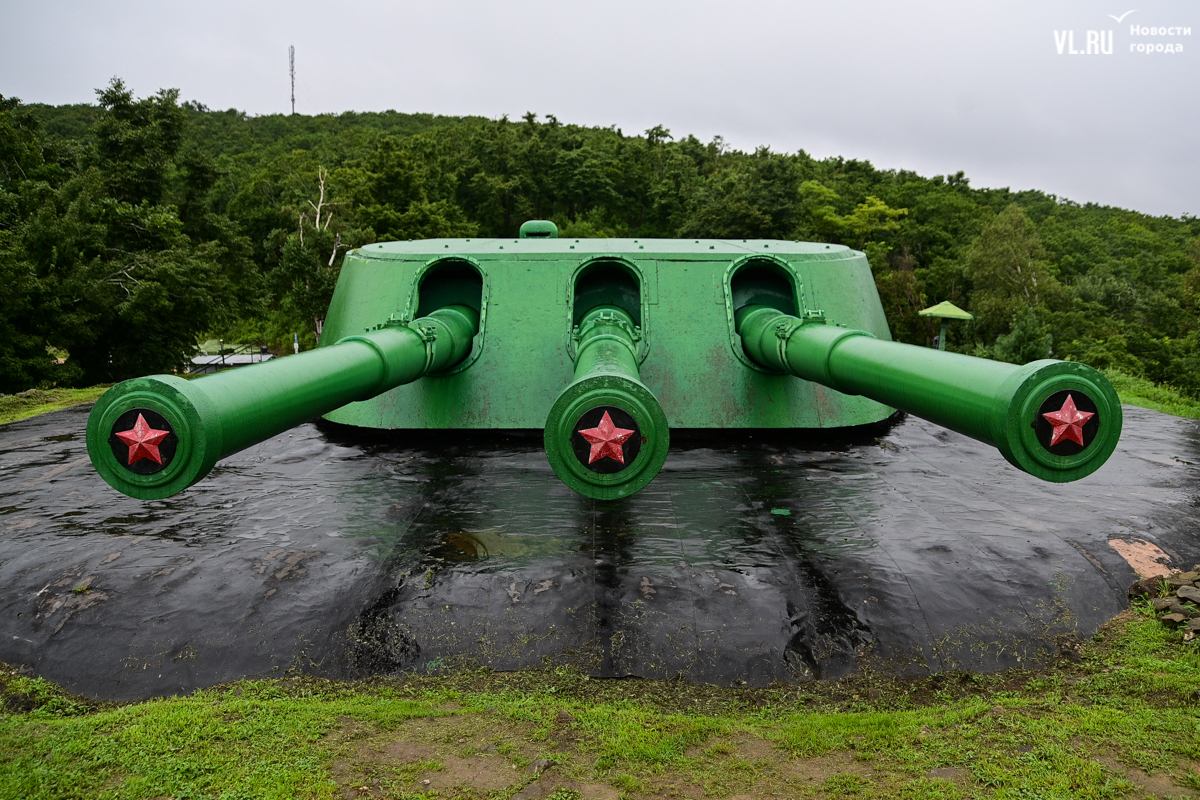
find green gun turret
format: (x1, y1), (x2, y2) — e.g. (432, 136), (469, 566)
(86, 222), (1122, 500)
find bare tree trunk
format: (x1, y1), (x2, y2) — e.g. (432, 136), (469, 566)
(307, 167), (341, 231)
(327, 232), (342, 267)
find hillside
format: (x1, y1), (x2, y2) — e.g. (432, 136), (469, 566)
(2, 80), (1197, 394)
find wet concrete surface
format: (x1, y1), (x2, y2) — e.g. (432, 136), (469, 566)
(1, 404), (1199, 701)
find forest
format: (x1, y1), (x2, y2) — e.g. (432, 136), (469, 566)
(1, 79), (1198, 397)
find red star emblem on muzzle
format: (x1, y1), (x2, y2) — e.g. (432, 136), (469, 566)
(114, 413), (171, 466)
(578, 411), (635, 465)
(1041, 394), (1095, 448)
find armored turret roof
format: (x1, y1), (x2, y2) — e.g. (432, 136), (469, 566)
(355, 238), (856, 260)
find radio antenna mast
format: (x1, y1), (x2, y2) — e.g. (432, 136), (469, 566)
(289, 45), (295, 115)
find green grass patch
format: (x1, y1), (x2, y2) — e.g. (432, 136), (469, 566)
(4, 610), (1200, 799)
(0, 387), (109, 425)
(1104, 368), (1200, 419)
(0, 678), (451, 800)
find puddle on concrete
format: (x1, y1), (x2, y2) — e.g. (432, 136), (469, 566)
(1, 404), (1199, 700)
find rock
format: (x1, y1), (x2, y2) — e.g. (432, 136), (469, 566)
(1167, 573), (1199, 587)
(1170, 603), (1200, 618)
(1171, 599), (1200, 618)
(554, 710), (576, 725)
(1129, 576), (1161, 598)
(1186, 618), (1200, 632)
(1177, 586), (1200, 604)
(1151, 597), (1176, 611)
(1160, 613), (1186, 625)
(528, 758), (553, 776)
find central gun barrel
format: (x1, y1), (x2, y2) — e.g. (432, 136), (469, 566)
(543, 305), (669, 499)
(735, 305), (1122, 482)
(86, 305), (479, 499)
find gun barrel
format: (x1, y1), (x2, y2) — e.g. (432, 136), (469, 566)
(736, 305), (1122, 482)
(86, 305), (478, 499)
(543, 305), (669, 499)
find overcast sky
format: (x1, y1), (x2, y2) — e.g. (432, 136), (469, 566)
(2, 0), (1196, 217)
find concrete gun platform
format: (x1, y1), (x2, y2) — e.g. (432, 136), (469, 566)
(1, 405), (1196, 701)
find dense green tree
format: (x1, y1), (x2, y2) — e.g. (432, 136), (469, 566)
(93, 79), (185, 206)
(989, 307), (1055, 364)
(0, 83), (243, 388)
(680, 150), (801, 239)
(353, 137), (476, 242)
(964, 204), (1060, 343)
(0, 96), (65, 392)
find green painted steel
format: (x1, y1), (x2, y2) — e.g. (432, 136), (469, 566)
(543, 306), (669, 499)
(86, 233), (1124, 501)
(519, 219), (559, 239)
(736, 305), (1122, 482)
(322, 239), (892, 431)
(86, 306), (478, 499)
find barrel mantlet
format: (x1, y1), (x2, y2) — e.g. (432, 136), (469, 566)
(320, 238), (894, 429)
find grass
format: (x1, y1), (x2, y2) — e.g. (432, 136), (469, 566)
(1104, 369), (1200, 420)
(0, 387), (108, 425)
(3, 607), (1200, 799)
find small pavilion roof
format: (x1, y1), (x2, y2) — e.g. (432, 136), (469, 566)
(919, 301), (974, 320)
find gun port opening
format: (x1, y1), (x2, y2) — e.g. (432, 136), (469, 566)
(416, 259), (484, 317)
(730, 260), (798, 319)
(573, 261), (641, 327)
